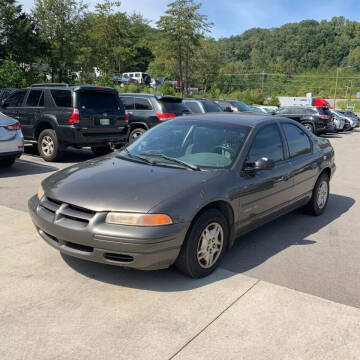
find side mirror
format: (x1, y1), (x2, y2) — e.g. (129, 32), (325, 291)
(244, 157), (275, 173)
(224, 106), (233, 112)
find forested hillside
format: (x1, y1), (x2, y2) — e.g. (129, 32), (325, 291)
(1, 0), (360, 101)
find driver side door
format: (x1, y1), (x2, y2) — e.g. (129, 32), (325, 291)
(237, 123), (294, 230)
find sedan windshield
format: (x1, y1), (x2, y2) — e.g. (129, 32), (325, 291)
(124, 119), (250, 169)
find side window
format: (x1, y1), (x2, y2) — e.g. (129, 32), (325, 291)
(306, 108), (316, 115)
(135, 97), (152, 110)
(281, 123), (311, 158)
(277, 107), (290, 114)
(184, 101), (202, 113)
(247, 124), (284, 163)
(38, 92), (44, 107)
(119, 96), (134, 110)
(51, 90), (72, 107)
(26, 90), (42, 107)
(6, 90), (26, 107)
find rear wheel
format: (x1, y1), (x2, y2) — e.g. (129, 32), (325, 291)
(175, 208), (229, 278)
(304, 173), (330, 216)
(303, 123), (314, 133)
(38, 129), (64, 162)
(0, 156), (16, 168)
(129, 128), (146, 143)
(91, 145), (113, 157)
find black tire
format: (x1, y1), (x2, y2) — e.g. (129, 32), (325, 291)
(129, 128), (146, 143)
(304, 173), (330, 216)
(175, 208), (229, 278)
(0, 156), (16, 168)
(91, 145), (113, 157)
(303, 123), (314, 133)
(38, 129), (64, 162)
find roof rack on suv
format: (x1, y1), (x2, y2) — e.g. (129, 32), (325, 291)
(31, 83), (69, 87)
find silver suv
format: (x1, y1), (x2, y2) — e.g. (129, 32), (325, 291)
(0, 112), (24, 167)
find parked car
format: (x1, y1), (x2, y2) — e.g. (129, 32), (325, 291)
(29, 114), (335, 278)
(119, 93), (191, 142)
(329, 110), (346, 132)
(0, 112), (24, 167)
(122, 72), (151, 85)
(255, 105), (278, 114)
(275, 106), (335, 134)
(112, 74), (137, 86)
(0, 85), (129, 161)
(0, 88), (15, 102)
(337, 110), (359, 129)
(182, 99), (223, 113)
(214, 99), (253, 113)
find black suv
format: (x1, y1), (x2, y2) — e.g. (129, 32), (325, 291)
(119, 93), (190, 142)
(0, 85), (128, 161)
(275, 106), (335, 134)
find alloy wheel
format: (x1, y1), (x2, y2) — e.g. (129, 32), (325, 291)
(41, 136), (54, 156)
(197, 222), (224, 269)
(317, 181), (328, 209)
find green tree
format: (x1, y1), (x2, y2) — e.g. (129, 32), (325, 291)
(156, 0), (212, 94)
(0, 60), (27, 87)
(33, 0), (87, 82)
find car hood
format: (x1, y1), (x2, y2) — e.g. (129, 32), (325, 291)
(42, 154), (218, 213)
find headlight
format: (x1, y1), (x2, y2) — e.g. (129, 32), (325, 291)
(37, 185), (45, 201)
(106, 212), (173, 226)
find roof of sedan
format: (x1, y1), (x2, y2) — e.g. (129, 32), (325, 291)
(176, 113), (275, 127)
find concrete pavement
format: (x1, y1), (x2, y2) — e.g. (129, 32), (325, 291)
(1, 131), (360, 359)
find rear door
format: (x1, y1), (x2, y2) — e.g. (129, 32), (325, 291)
(75, 89), (126, 132)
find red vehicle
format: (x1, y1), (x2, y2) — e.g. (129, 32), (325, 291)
(313, 98), (331, 108)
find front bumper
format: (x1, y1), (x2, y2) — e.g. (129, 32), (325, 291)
(28, 195), (187, 270)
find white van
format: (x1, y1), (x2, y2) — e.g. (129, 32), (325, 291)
(122, 72), (150, 85)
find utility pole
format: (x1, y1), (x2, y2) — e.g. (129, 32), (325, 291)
(349, 80), (353, 103)
(333, 65), (352, 109)
(261, 71), (265, 92)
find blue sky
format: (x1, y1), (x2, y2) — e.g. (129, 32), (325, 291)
(19, 0), (360, 38)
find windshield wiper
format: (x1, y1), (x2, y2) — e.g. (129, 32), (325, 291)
(140, 153), (200, 171)
(117, 149), (155, 165)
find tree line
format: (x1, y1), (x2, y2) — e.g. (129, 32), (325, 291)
(1, 0), (360, 101)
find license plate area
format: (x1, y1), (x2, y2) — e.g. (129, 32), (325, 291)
(100, 118), (110, 126)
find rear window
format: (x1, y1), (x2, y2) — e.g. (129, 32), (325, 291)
(51, 90), (72, 107)
(159, 100), (190, 115)
(77, 92), (123, 112)
(135, 97), (152, 110)
(202, 101), (222, 112)
(317, 108), (332, 116)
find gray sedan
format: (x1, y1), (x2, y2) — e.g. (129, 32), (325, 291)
(29, 114), (335, 278)
(0, 112), (24, 167)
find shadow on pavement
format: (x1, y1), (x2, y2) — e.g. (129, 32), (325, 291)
(320, 133), (342, 139)
(24, 145), (95, 163)
(0, 159), (58, 178)
(62, 193), (354, 291)
(222, 193), (354, 274)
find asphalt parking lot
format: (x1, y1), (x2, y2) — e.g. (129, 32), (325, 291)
(1, 131), (360, 359)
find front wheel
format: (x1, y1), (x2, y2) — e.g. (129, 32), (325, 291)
(304, 173), (330, 216)
(175, 208), (229, 278)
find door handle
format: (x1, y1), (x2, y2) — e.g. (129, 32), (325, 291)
(275, 175), (290, 183)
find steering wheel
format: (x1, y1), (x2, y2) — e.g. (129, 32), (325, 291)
(212, 145), (236, 158)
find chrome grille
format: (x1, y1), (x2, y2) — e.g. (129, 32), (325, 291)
(39, 197), (96, 226)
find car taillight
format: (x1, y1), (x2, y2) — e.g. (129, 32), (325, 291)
(4, 121), (21, 131)
(124, 110), (129, 123)
(319, 115), (330, 119)
(156, 113), (176, 120)
(68, 108), (80, 124)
